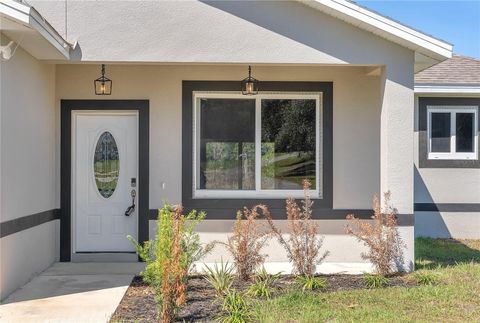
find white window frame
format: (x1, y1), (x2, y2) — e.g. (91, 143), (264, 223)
(427, 106), (478, 160)
(192, 91), (322, 199)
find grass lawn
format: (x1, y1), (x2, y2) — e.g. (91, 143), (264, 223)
(253, 238), (480, 323)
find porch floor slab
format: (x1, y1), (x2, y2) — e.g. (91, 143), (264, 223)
(0, 262), (144, 323)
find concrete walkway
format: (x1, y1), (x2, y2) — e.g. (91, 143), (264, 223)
(0, 262), (144, 323)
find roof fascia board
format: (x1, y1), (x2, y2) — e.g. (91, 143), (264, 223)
(0, 0), (70, 59)
(415, 85), (480, 94)
(301, 0), (452, 60)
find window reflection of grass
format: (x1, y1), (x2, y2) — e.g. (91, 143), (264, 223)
(94, 159), (119, 197)
(262, 144), (316, 189)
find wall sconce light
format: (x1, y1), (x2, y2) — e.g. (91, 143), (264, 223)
(94, 64), (112, 95)
(241, 65), (259, 95)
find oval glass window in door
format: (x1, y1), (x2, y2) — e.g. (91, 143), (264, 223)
(94, 131), (119, 198)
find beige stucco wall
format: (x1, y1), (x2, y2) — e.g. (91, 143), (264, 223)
(56, 63), (415, 270)
(31, 0), (414, 66)
(55, 64), (382, 210)
(0, 39), (59, 300)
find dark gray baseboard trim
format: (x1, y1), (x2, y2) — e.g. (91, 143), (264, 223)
(148, 209), (414, 226)
(415, 203), (480, 212)
(0, 209), (60, 238)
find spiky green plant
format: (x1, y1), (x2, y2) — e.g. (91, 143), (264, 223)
(204, 260), (235, 297)
(218, 290), (253, 323)
(363, 273), (389, 288)
(296, 275), (327, 291)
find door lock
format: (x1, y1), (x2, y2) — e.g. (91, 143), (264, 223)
(125, 189), (136, 216)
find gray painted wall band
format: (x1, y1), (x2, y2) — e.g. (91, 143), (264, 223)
(418, 97), (480, 168)
(148, 209), (414, 226)
(0, 209), (60, 238)
(415, 203), (480, 212)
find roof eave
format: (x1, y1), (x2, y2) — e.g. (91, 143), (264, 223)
(0, 0), (71, 60)
(300, 0), (452, 67)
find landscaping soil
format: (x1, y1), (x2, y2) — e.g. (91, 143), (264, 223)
(111, 274), (415, 322)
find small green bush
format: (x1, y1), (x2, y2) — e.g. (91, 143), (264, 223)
(204, 260), (235, 297)
(296, 275), (327, 291)
(128, 204), (212, 322)
(128, 205), (212, 286)
(255, 266), (282, 284)
(247, 280), (272, 299)
(363, 273), (389, 288)
(218, 290), (253, 323)
(413, 271), (439, 285)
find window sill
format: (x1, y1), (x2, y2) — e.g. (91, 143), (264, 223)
(428, 153), (477, 160)
(193, 190), (322, 199)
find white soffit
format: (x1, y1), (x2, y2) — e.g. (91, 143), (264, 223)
(0, 0), (70, 60)
(300, 0), (453, 70)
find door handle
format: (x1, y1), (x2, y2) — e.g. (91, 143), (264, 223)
(125, 189), (136, 216)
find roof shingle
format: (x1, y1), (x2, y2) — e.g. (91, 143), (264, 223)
(415, 55), (480, 85)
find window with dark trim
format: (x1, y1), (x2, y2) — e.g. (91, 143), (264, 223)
(182, 81), (333, 218)
(427, 106), (478, 160)
(418, 97), (480, 168)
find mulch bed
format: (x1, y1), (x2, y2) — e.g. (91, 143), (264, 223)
(111, 274), (415, 322)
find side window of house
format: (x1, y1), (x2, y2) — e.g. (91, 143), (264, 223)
(428, 106), (478, 160)
(194, 93), (321, 198)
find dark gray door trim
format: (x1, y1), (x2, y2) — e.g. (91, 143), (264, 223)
(182, 81), (334, 219)
(418, 97), (480, 168)
(0, 209), (60, 238)
(61, 100), (149, 262)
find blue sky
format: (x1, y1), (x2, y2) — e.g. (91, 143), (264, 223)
(356, 1), (480, 58)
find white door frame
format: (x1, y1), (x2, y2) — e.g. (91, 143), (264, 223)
(71, 110), (139, 258)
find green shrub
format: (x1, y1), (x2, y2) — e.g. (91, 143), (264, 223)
(128, 205), (212, 285)
(247, 280), (272, 299)
(247, 267), (282, 298)
(218, 290), (253, 323)
(204, 260), (235, 297)
(363, 273), (389, 288)
(128, 204), (212, 322)
(296, 275), (327, 291)
(413, 271), (439, 285)
(255, 266), (282, 284)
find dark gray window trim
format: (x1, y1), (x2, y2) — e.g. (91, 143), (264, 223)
(182, 81), (334, 219)
(0, 209), (60, 238)
(61, 100), (149, 262)
(418, 97), (480, 168)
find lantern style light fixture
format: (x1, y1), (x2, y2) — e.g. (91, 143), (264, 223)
(94, 64), (112, 95)
(241, 65), (259, 95)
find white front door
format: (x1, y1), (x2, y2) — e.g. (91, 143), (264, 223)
(73, 111), (138, 252)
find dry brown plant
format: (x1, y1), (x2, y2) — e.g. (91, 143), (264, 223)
(222, 205), (271, 281)
(159, 206), (187, 323)
(264, 180), (329, 276)
(345, 191), (405, 276)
